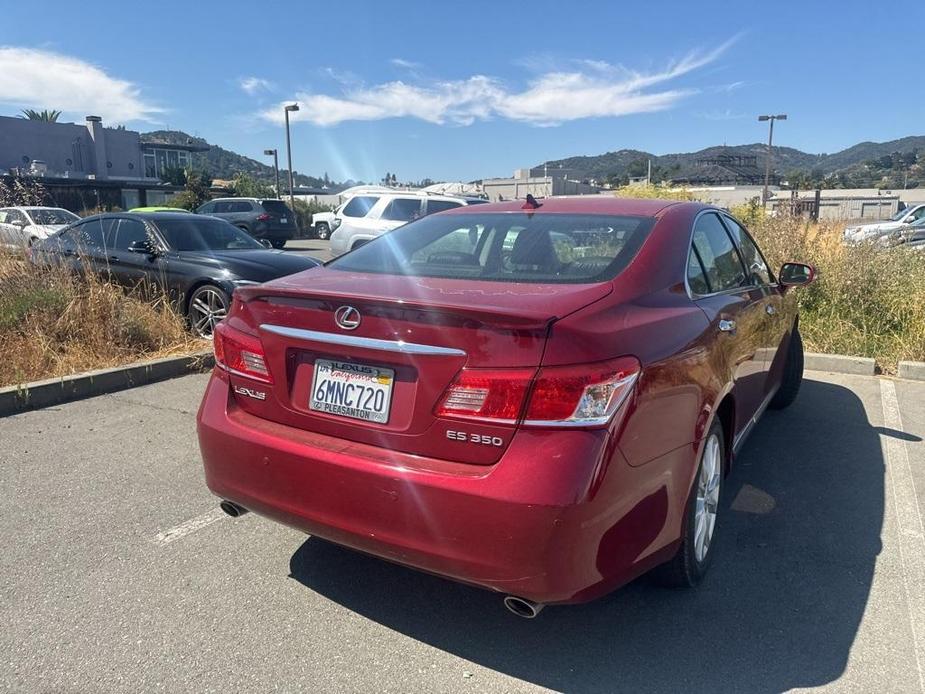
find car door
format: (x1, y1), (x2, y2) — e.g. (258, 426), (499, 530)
(687, 211), (768, 432)
(720, 213), (788, 400)
(104, 217), (165, 292)
(70, 217), (112, 276)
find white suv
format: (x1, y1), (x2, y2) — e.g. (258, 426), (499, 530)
(329, 192), (486, 256)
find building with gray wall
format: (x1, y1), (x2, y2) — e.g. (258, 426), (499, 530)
(482, 169), (601, 201)
(0, 115), (206, 210)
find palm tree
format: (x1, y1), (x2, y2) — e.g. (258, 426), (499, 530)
(20, 109), (62, 122)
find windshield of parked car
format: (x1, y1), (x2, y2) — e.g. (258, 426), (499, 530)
(890, 207), (911, 221)
(155, 217), (264, 251)
(28, 208), (79, 225)
(329, 213), (656, 284)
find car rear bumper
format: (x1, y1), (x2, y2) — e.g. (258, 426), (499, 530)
(197, 371), (679, 604)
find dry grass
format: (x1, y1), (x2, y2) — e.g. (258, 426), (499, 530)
(740, 214), (925, 373)
(0, 249), (204, 388)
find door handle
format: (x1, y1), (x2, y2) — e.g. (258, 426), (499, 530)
(718, 319), (736, 333)
(765, 304), (776, 316)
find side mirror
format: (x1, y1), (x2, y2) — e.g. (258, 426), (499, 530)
(259, 239), (272, 249)
(128, 239), (156, 255)
(779, 262), (815, 287)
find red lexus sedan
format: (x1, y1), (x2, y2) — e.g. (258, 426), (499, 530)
(197, 197), (814, 617)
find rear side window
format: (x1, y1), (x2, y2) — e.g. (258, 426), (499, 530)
(229, 201), (253, 213)
(75, 219), (107, 249)
(330, 213), (656, 284)
(687, 250), (710, 295)
(691, 213), (746, 293)
(722, 215), (773, 286)
(426, 200), (463, 215)
(212, 202), (230, 213)
(342, 196), (379, 218)
(381, 198), (423, 222)
(260, 200), (290, 216)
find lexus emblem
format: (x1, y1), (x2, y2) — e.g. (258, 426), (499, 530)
(334, 305), (361, 331)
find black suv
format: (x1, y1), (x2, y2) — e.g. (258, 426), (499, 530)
(196, 198), (297, 248)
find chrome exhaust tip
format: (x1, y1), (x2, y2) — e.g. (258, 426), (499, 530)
(503, 596), (544, 619)
(219, 500), (248, 518)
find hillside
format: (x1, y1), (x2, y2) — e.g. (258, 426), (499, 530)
(141, 130), (347, 190)
(541, 136), (925, 188)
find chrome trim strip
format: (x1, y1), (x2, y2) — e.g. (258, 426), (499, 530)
(259, 324), (467, 357)
(732, 384), (778, 454)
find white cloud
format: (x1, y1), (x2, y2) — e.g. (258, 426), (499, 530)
(0, 46), (160, 122)
(239, 76), (274, 95)
(260, 39), (737, 127)
(390, 58), (421, 69)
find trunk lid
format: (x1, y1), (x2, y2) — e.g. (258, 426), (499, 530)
(230, 268), (611, 464)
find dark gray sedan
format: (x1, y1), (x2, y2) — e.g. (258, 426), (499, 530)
(32, 212), (320, 337)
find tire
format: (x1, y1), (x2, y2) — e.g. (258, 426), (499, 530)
(769, 326), (804, 410)
(187, 284), (230, 339)
(315, 223), (330, 240)
(270, 239), (286, 249)
(651, 418), (724, 588)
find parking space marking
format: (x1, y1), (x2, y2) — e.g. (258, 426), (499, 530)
(880, 378), (925, 692)
(152, 508), (227, 547)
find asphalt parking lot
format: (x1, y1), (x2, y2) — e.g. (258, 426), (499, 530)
(2, 370), (924, 693)
(286, 237), (333, 262)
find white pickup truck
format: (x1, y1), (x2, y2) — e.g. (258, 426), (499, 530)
(311, 211), (336, 240)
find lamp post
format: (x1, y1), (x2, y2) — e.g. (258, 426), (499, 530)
(263, 149), (280, 199)
(758, 113), (787, 207)
(284, 103), (300, 208)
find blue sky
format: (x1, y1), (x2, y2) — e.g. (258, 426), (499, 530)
(1, 0), (923, 183)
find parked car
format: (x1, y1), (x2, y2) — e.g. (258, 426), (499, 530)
(196, 198), (297, 249)
(31, 212), (319, 338)
(128, 206), (188, 213)
(0, 206), (79, 248)
(311, 210), (336, 240)
(198, 197), (815, 615)
(843, 203), (925, 242)
(881, 215), (925, 247)
(328, 192), (487, 256)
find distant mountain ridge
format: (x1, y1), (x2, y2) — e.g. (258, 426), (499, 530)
(141, 130), (346, 190)
(540, 136), (925, 187)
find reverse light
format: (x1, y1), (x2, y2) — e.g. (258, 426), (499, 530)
(435, 357), (640, 428)
(523, 357), (640, 426)
(213, 322), (273, 384)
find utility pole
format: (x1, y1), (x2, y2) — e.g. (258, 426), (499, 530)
(264, 149), (280, 198)
(758, 114), (787, 207)
(646, 159), (652, 186)
(284, 103), (300, 208)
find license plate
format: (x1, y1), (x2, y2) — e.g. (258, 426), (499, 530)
(280, 217), (288, 223)
(309, 359), (394, 424)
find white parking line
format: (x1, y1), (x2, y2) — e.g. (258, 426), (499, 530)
(880, 378), (925, 693)
(152, 508), (228, 547)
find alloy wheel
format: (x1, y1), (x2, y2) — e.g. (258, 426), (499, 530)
(189, 287), (228, 339)
(693, 433), (722, 563)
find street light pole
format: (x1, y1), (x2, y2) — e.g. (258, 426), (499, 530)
(284, 103), (300, 209)
(263, 149), (280, 199)
(758, 113), (787, 207)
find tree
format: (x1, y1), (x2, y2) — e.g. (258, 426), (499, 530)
(0, 174), (47, 207)
(229, 172), (274, 198)
(166, 168), (213, 210)
(20, 109), (62, 122)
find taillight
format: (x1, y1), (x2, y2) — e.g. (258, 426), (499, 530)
(523, 357), (639, 426)
(434, 357), (640, 428)
(434, 368), (534, 423)
(256, 213), (271, 221)
(213, 322), (273, 384)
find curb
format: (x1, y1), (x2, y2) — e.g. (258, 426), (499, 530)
(804, 353), (876, 376)
(0, 351), (214, 418)
(898, 361), (925, 382)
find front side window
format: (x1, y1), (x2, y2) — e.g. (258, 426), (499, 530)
(381, 198), (423, 222)
(197, 202), (215, 214)
(330, 213), (655, 284)
(342, 196), (379, 218)
(108, 219), (151, 251)
(721, 215), (773, 286)
(691, 213), (746, 293)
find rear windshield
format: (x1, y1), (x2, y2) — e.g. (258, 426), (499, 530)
(260, 200), (291, 215)
(329, 213), (656, 284)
